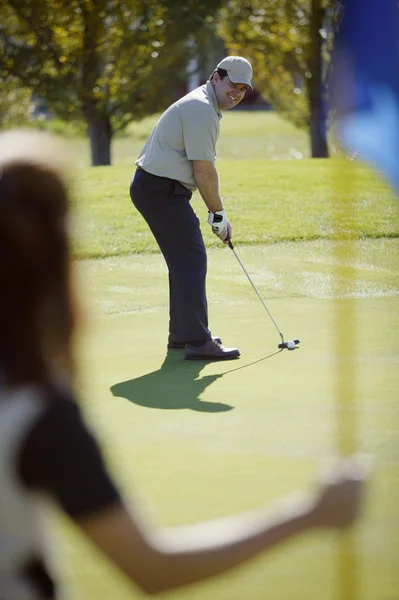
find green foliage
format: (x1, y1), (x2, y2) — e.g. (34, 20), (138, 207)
(0, 0), (224, 134)
(0, 76), (32, 127)
(26, 117), (85, 137)
(218, 0), (334, 129)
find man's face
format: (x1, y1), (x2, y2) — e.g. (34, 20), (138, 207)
(212, 73), (249, 110)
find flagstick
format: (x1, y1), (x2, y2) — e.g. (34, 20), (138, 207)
(332, 153), (359, 600)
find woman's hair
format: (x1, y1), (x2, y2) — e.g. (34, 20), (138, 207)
(0, 130), (77, 387)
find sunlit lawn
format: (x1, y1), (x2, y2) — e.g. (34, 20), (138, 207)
(72, 156), (398, 258)
(58, 239), (399, 600)
(40, 110), (399, 599)
(63, 110), (309, 168)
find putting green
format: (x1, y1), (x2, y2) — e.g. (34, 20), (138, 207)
(57, 239), (398, 600)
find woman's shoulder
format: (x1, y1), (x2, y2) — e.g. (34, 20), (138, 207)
(0, 384), (72, 462)
(16, 383), (121, 518)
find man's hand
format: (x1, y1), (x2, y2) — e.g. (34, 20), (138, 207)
(208, 210), (232, 243)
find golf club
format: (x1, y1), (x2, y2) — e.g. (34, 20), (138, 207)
(228, 240), (300, 350)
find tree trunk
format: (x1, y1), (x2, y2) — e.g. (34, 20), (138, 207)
(308, 0), (329, 158)
(87, 112), (112, 166)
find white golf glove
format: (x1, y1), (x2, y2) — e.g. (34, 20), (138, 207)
(208, 209), (228, 240)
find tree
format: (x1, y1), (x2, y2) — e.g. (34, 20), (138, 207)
(218, 0), (338, 157)
(0, 0), (224, 165)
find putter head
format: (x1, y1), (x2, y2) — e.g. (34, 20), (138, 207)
(278, 339), (300, 350)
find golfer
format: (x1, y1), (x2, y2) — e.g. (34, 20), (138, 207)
(0, 130), (369, 599)
(130, 56), (255, 360)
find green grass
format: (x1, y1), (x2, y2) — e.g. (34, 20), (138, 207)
(62, 111), (310, 168)
(60, 241), (399, 600)
(48, 111), (399, 599)
(63, 110), (398, 259)
(73, 159), (398, 258)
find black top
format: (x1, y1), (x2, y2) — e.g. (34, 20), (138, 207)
(18, 391), (121, 519)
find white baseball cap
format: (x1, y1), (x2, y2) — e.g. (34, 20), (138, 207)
(216, 56), (253, 89)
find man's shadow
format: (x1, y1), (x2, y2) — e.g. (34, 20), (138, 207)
(110, 350), (233, 413)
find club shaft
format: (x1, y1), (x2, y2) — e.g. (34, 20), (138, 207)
(229, 244), (284, 343)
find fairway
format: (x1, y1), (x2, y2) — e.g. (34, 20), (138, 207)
(55, 239), (399, 600)
(43, 110), (399, 599)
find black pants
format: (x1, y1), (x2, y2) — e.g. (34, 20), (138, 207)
(130, 168), (211, 344)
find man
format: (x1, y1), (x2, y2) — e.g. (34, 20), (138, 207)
(130, 56), (253, 360)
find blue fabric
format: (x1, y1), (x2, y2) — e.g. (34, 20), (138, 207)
(333, 0), (399, 192)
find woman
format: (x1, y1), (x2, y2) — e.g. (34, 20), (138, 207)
(0, 130), (369, 599)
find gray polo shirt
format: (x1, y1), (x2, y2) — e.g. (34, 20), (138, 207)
(135, 81), (222, 191)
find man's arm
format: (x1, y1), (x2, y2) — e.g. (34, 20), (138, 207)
(193, 160), (231, 242)
(193, 160), (223, 212)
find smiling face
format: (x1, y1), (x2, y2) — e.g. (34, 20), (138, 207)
(211, 72), (248, 110)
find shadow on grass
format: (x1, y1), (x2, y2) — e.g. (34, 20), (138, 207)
(110, 350), (233, 413)
(224, 349), (284, 374)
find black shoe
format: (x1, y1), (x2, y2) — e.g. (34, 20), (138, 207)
(184, 339), (240, 361)
(168, 335), (222, 349)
